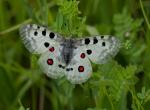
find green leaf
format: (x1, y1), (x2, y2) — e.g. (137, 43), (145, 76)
(53, 0), (86, 36)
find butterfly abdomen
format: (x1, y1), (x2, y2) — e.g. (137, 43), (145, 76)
(61, 39), (75, 65)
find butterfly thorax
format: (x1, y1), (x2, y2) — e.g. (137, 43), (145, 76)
(61, 39), (76, 65)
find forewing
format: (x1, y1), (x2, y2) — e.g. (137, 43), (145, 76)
(80, 35), (120, 64)
(38, 44), (66, 79)
(19, 24), (63, 54)
(65, 47), (92, 84)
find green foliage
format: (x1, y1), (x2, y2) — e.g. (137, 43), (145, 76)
(113, 8), (143, 50)
(82, 61), (137, 110)
(54, 0), (86, 36)
(0, 0), (150, 110)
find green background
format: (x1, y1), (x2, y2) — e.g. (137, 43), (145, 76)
(0, 0), (150, 110)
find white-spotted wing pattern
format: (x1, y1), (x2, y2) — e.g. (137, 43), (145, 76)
(19, 24), (120, 84)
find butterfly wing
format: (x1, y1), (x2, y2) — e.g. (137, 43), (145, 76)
(19, 24), (63, 54)
(38, 44), (66, 79)
(79, 35), (120, 64)
(65, 47), (92, 84)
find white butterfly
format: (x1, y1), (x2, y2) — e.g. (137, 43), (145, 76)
(19, 24), (120, 84)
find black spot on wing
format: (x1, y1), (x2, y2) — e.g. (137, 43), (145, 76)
(37, 25), (40, 29)
(34, 31), (38, 36)
(102, 42), (105, 46)
(93, 37), (98, 44)
(42, 29), (46, 36)
(66, 68), (70, 71)
(58, 64), (65, 69)
(62, 66), (65, 69)
(49, 32), (55, 39)
(84, 38), (90, 45)
(44, 42), (49, 48)
(87, 49), (92, 55)
(101, 36), (104, 39)
(58, 64), (62, 68)
(66, 68), (73, 71)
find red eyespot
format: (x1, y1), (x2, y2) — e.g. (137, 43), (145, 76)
(80, 53), (85, 59)
(78, 66), (84, 72)
(49, 47), (55, 52)
(47, 59), (53, 65)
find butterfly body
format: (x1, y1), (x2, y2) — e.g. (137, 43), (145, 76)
(19, 24), (120, 84)
(60, 39), (77, 65)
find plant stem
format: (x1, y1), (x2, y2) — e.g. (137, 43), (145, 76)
(139, 0), (150, 30)
(0, 19), (32, 36)
(0, 1), (56, 37)
(104, 87), (115, 110)
(32, 87), (37, 110)
(39, 86), (45, 110)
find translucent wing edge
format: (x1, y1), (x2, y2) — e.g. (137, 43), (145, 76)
(19, 24), (40, 54)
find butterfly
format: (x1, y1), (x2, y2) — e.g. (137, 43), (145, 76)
(19, 24), (120, 84)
